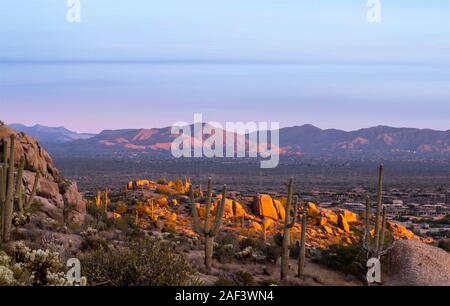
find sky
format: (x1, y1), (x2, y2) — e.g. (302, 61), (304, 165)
(0, 0), (449, 133)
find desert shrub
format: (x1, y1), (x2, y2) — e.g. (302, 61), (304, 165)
(156, 185), (178, 196)
(162, 221), (177, 234)
(216, 233), (238, 247)
(214, 276), (235, 286)
(315, 243), (366, 278)
(239, 237), (265, 252)
(215, 244), (235, 264)
(232, 271), (256, 286)
(80, 238), (194, 286)
(438, 239), (450, 253)
(80, 236), (109, 252)
(114, 202), (129, 214)
(265, 244), (282, 263)
(157, 178), (169, 185)
(272, 233), (283, 247)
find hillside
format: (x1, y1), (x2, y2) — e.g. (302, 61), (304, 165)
(46, 124), (450, 158)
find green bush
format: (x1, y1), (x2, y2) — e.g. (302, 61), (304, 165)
(80, 236), (109, 252)
(239, 237), (265, 252)
(315, 243), (366, 278)
(265, 244), (282, 263)
(215, 244), (235, 264)
(232, 271), (256, 286)
(80, 238), (194, 286)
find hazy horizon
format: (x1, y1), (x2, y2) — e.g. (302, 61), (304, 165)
(1, 1), (449, 133)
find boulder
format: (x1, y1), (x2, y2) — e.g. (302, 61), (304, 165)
(386, 240), (450, 286)
(0, 125), (59, 179)
(273, 199), (286, 220)
(33, 196), (64, 222)
(388, 221), (415, 240)
(307, 202), (321, 218)
(253, 194), (279, 220)
(339, 209), (358, 223)
(249, 221), (263, 231)
(212, 198), (247, 219)
(337, 214), (350, 232)
(63, 181), (87, 225)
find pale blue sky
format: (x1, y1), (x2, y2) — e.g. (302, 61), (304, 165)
(1, 1), (449, 132)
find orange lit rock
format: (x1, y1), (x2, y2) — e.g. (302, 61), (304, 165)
(388, 221), (415, 239)
(307, 202), (321, 218)
(250, 221), (263, 231)
(253, 194), (279, 220)
(339, 209), (358, 223)
(273, 199), (286, 220)
(338, 214), (350, 232)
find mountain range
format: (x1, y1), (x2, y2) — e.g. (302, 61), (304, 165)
(9, 123), (449, 158)
(9, 124), (95, 144)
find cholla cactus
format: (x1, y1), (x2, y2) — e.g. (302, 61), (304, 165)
(0, 241), (87, 286)
(80, 227), (98, 238)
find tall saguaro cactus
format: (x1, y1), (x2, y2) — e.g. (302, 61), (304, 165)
(1, 134), (40, 242)
(363, 165), (389, 258)
(280, 178), (299, 282)
(2, 134), (15, 242)
(374, 165), (384, 253)
(297, 205), (307, 278)
(189, 178), (227, 272)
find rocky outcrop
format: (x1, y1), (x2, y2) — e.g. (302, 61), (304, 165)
(386, 240), (450, 286)
(253, 195), (284, 220)
(0, 124), (86, 225)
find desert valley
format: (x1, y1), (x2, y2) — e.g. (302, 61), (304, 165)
(1, 121), (449, 286)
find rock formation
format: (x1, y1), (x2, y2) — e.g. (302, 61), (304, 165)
(0, 124), (86, 225)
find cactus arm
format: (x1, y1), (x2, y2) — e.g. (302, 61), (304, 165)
(364, 194), (371, 248)
(288, 196), (299, 229)
(210, 184), (227, 237)
(25, 171), (40, 211)
(374, 164), (384, 252)
(284, 178), (293, 228)
(204, 178), (213, 234)
(189, 186), (205, 236)
(15, 156), (25, 197)
(298, 212), (307, 278)
(16, 157), (25, 214)
(379, 206), (388, 255)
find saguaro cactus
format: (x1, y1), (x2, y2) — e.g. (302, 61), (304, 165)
(364, 165), (389, 258)
(1, 135), (40, 242)
(374, 164), (384, 252)
(297, 206), (307, 278)
(2, 134), (15, 242)
(189, 178), (227, 272)
(104, 190), (109, 213)
(280, 178), (299, 282)
(95, 191), (101, 208)
(364, 194), (371, 247)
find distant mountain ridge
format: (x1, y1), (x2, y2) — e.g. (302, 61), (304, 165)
(10, 123), (95, 144)
(39, 123), (450, 158)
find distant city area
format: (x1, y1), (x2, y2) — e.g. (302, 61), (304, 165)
(54, 156), (450, 240)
